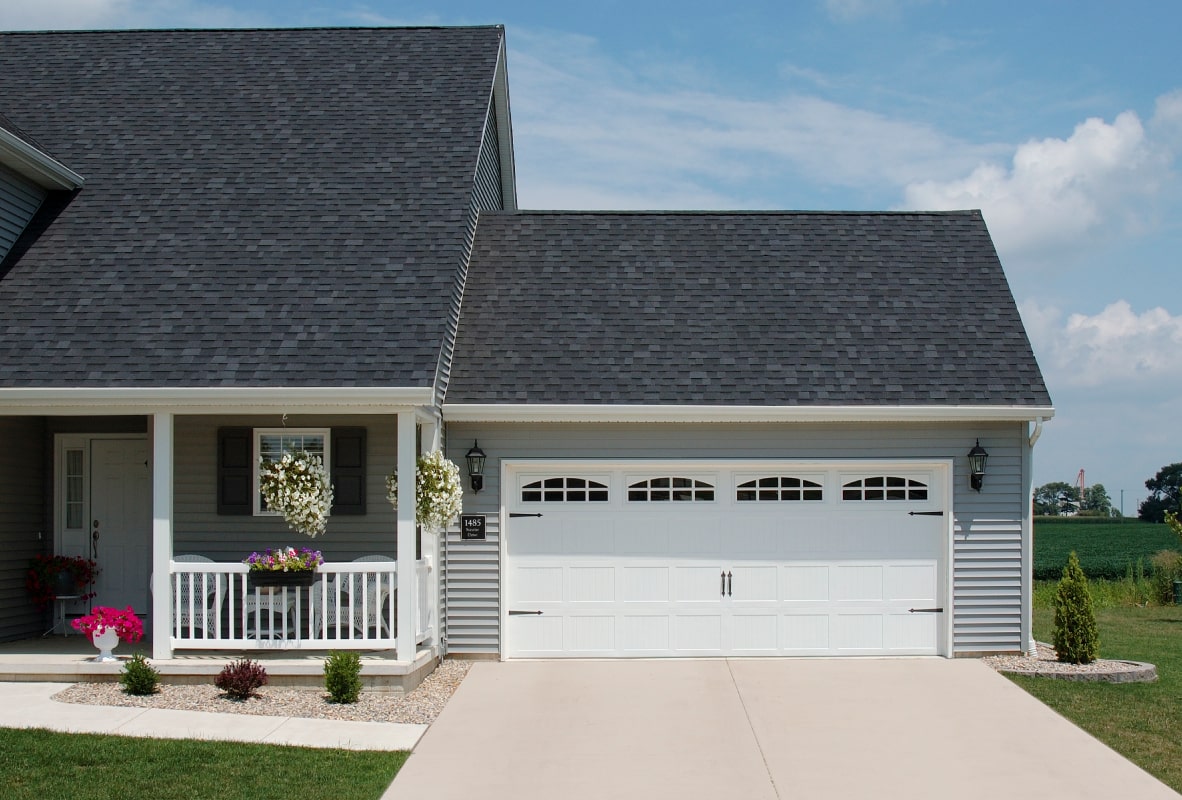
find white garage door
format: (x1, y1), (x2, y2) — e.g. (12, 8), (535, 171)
(505, 461), (949, 658)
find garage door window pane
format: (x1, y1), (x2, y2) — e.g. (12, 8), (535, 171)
(522, 478), (609, 502)
(737, 476), (824, 502)
(628, 477), (715, 502)
(842, 476), (928, 501)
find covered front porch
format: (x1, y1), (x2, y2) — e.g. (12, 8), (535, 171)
(0, 389), (448, 675)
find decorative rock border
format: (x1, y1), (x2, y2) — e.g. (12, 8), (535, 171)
(984, 642), (1158, 684)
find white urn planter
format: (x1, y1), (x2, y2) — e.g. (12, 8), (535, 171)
(90, 626), (120, 662)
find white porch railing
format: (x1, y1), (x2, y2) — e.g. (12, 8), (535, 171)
(168, 560), (434, 651)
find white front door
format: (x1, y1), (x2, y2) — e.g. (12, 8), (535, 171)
(505, 461), (950, 658)
(90, 439), (151, 614)
(58, 436), (151, 615)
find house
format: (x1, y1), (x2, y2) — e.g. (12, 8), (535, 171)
(0, 26), (1052, 669)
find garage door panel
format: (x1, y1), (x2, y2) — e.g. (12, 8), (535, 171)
(782, 565), (830, 601)
(674, 566), (726, 603)
(621, 616), (670, 651)
(622, 566), (669, 602)
(511, 614), (564, 654)
(564, 518), (614, 556)
(569, 566), (614, 602)
(671, 515), (724, 556)
(780, 614), (830, 651)
(514, 566), (564, 603)
(731, 565), (778, 602)
(673, 614), (723, 652)
(834, 613), (884, 651)
(567, 616), (615, 652)
(729, 521), (781, 558)
(885, 613), (938, 651)
(729, 614), (779, 651)
(831, 565), (884, 602)
(884, 563), (937, 601)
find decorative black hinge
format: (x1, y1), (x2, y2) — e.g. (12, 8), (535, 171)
(908, 607), (944, 613)
(509, 513), (544, 518)
(908, 511), (945, 516)
(508, 610), (543, 616)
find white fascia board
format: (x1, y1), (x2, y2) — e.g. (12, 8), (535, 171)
(0, 386), (435, 415)
(0, 128), (85, 190)
(442, 403), (1056, 424)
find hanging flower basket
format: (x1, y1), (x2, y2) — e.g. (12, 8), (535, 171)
(386, 450), (464, 533)
(244, 547), (323, 589)
(258, 450), (334, 537)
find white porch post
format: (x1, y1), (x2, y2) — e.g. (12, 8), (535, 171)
(150, 413), (174, 660)
(396, 411), (418, 663)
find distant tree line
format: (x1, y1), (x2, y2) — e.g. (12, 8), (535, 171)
(1033, 462), (1182, 522)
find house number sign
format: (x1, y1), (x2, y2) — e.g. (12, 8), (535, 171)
(460, 514), (486, 540)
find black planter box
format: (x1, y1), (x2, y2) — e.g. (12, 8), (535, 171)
(247, 570), (317, 589)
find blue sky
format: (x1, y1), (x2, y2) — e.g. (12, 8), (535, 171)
(5, 1), (1181, 514)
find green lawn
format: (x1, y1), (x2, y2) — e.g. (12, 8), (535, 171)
(1007, 602), (1182, 792)
(1034, 518), (1177, 580)
(0, 729), (407, 800)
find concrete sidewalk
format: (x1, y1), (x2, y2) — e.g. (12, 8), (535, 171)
(0, 682), (426, 751)
(385, 659), (1181, 800)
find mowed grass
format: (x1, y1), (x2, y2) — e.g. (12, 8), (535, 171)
(1034, 518), (1177, 580)
(0, 729), (408, 800)
(1007, 602), (1182, 793)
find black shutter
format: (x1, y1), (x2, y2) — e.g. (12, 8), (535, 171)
(332, 427), (367, 515)
(217, 427), (253, 515)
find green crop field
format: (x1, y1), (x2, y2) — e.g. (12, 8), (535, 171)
(1033, 518), (1179, 580)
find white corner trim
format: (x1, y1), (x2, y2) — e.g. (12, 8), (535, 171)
(0, 128), (85, 190)
(441, 403), (1057, 424)
(0, 386), (435, 415)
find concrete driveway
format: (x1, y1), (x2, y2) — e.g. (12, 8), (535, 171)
(385, 658), (1179, 800)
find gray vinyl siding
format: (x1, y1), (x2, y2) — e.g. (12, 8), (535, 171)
(172, 415), (398, 561)
(443, 420), (1030, 656)
(0, 163), (46, 264)
(0, 417), (47, 641)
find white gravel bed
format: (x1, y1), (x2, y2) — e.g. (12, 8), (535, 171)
(984, 642), (1156, 682)
(52, 658), (471, 724)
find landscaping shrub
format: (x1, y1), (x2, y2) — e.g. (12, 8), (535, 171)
(324, 650), (363, 704)
(1151, 550), (1182, 605)
(119, 653), (160, 696)
(1053, 552), (1100, 664)
(214, 658), (268, 700)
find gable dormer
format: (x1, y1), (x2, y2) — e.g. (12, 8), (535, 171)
(0, 114), (84, 264)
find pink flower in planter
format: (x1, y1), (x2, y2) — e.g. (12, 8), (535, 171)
(71, 606), (144, 644)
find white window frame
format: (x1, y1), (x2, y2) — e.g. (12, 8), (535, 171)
(252, 427), (331, 516)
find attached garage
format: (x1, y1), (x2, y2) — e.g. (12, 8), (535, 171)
(503, 461), (951, 658)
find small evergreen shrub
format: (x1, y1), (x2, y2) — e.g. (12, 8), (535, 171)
(324, 650), (363, 704)
(1053, 551), (1100, 664)
(214, 658), (268, 700)
(119, 653), (160, 696)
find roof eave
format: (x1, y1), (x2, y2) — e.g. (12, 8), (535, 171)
(0, 386), (436, 415)
(0, 127), (84, 190)
(441, 403), (1056, 424)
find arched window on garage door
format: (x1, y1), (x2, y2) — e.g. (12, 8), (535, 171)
(736, 476), (824, 502)
(841, 476), (928, 501)
(521, 477), (609, 503)
(627, 477), (715, 502)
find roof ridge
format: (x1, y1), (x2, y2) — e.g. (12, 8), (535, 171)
(488, 209), (981, 217)
(0, 25), (505, 36)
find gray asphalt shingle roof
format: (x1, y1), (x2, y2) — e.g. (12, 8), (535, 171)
(448, 211), (1051, 407)
(0, 27), (502, 387)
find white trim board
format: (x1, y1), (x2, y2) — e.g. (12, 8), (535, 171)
(444, 404), (1055, 424)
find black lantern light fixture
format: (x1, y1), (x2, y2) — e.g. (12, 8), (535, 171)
(465, 441), (487, 494)
(967, 439), (989, 492)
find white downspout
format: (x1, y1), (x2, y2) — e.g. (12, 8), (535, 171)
(1022, 417), (1044, 656)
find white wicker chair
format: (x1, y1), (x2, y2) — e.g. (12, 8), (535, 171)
(171, 554), (223, 637)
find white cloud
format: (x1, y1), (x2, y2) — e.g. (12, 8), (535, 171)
(902, 106), (1175, 258)
(0, 0), (266, 30)
(1022, 300), (1182, 388)
(511, 30), (1000, 210)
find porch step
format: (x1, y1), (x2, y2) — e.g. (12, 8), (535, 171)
(0, 643), (440, 693)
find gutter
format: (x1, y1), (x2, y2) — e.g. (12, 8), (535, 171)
(0, 128), (84, 190)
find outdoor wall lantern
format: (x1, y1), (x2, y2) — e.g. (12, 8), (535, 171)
(466, 441), (487, 494)
(967, 439), (989, 492)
